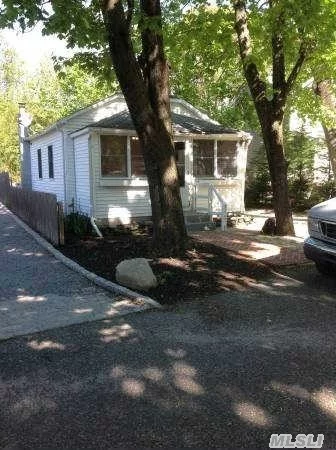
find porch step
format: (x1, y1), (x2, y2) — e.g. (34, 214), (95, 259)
(184, 213), (211, 223)
(186, 222), (216, 232)
(184, 212), (216, 232)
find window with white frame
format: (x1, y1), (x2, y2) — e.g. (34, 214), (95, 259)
(101, 135), (147, 178)
(193, 140), (214, 177)
(216, 140), (237, 178)
(101, 135), (127, 177)
(193, 139), (238, 178)
(130, 137), (145, 176)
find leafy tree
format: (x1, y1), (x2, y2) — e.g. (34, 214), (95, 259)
(314, 80), (336, 179)
(165, 5), (258, 130)
(0, 0), (187, 253)
(231, 0), (336, 235)
(0, 39), (114, 179)
(0, 98), (20, 179)
(24, 59), (115, 132)
(0, 41), (23, 179)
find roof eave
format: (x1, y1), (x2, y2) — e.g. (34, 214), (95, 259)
(70, 127), (251, 140)
(28, 93), (125, 142)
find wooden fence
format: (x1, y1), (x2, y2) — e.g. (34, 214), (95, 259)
(0, 172), (64, 246)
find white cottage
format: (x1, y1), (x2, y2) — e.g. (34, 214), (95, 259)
(20, 94), (251, 227)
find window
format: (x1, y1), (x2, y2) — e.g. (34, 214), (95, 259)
(217, 141), (237, 178)
(48, 145), (54, 179)
(101, 135), (127, 177)
(37, 148), (42, 179)
(175, 142), (185, 187)
(130, 137), (145, 176)
(193, 139), (238, 178)
(193, 140), (214, 177)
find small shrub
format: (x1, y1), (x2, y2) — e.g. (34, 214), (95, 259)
(65, 212), (91, 237)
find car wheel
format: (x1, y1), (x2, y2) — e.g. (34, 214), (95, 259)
(315, 262), (335, 276)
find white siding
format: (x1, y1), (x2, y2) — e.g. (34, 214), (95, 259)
(62, 95), (127, 209)
(28, 95), (245, 218)
(63, 95), (127, 134)
(30, 130), (65, 203)
(171, 99), (214, 121)
(74, 134), (91, 215)
(90, 133), (151, 222)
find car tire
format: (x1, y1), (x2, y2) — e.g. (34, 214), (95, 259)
(315, 261), (335, 276)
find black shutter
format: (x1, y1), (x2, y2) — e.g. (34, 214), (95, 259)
(37, 149), (42, 179)
(48, 145), (54, 179)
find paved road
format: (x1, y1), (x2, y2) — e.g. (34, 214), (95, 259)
(0, 204), (148, 340)
(1, 263), (336, 449)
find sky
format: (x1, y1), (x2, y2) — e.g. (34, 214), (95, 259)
(1, 25), (70, 72)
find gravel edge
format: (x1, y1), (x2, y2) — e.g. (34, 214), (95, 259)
(2, 203), (161, 310)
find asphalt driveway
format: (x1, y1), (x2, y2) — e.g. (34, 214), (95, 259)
(0, 204), (150, 340)
(1, 265), (336, 449)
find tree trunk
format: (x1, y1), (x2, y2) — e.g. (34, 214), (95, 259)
(314, 80), (336, 180)
(102, 0), (186, 253)
(322, 125), (336, 179)
(258, 110), (295, 235)
(233, 0), (301, 236)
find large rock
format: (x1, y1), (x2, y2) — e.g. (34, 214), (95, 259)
(115, 258), (157, 291)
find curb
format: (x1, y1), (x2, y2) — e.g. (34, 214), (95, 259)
(1, 203), (161, 310)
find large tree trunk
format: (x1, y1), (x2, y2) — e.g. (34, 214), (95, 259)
(232, 0), (306, 236)
(314, 80), (336, 179)
(259, 111), (295, 235)
(322, 125), (336, 179)
(102, 0), (186, 253)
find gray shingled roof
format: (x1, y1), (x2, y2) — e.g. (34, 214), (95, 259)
(89, 110), (237, 135)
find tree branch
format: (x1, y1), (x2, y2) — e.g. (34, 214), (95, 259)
(126, 0), (134, 28)
(232, 0), (268, 110)
(272, 8), (286, 103)
(283, 41), (307, 100)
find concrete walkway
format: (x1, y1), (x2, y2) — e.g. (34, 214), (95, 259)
(192, 211), (310, 267)
(0, 204), (150, 341)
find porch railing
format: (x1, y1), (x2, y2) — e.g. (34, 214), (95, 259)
(194, 182), (227, 231)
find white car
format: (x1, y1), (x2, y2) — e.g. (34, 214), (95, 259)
(304, 198), (336, 274)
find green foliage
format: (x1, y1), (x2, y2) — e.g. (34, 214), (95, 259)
(285, 129), (320, 210)
(0, 38), (116, 180)
(310, 180), (336, 206)
(1, 0), (336, 193)
(64, 212), (91, 237)
(246, 129), (327, 210)
(165, 6), (259, 130)
(245, 140), (272, 207)
(0, 98), (20, 180)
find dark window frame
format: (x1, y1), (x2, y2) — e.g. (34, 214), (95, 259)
(48, 145), (54, 179)
(175, 141), (186, 187)
(37, 148), (43, 179)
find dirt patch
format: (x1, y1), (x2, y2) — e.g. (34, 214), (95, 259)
(60, 228), (272, 305)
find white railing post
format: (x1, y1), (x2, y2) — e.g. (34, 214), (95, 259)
(195, 182), (227, 231)
(208, 184), (212, 216)
(221, 201), (227, 231)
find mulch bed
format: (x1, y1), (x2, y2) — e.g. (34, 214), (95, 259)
(60, 227), (272, 305)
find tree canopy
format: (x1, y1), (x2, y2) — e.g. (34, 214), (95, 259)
(0, 38), (115, 180)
